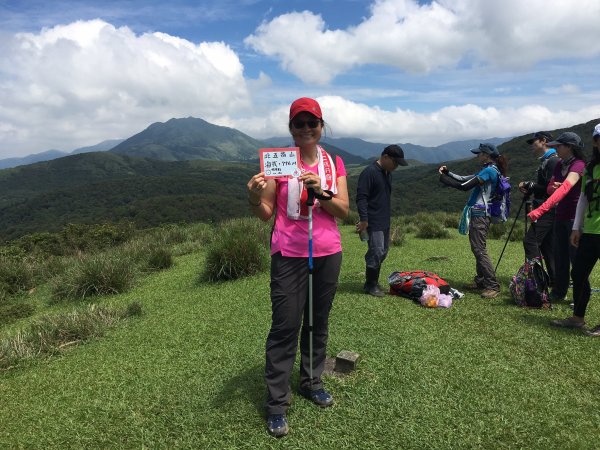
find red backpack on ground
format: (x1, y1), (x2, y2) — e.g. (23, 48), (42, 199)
(388, 271), (450, 299)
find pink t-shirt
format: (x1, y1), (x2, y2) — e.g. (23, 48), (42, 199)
(271, 155), (346, 257)
(553, 159), (585, 221)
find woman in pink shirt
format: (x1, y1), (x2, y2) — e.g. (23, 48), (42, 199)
(247, 97), (349, 437)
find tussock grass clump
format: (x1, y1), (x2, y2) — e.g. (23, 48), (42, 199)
(488, 222), (506, 240)
(0, 303), (35, 326)
(0, 256), (34, 297)
(415, 221), (452, 239)
(146, 246), (174, 271)
(489, 221), (525, 242)
(0, 302), (141, 370)
(61, 222), (136, 253)
(390, 225), (406, 246)
(50, 253), (135, 301)
(506, 222), (526, 242)
(203, 218), (270, 281)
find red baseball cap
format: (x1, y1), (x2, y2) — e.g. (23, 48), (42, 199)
(289, 97), (322, 120)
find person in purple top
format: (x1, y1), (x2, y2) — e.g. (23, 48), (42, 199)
(528, 132), (586, 303)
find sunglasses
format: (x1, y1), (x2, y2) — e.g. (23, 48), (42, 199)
(291, 119), (321, 129)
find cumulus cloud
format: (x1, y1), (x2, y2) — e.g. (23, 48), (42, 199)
(0, 19), (251, 154)
(245, 0), (600, 84)
(235, 96), (600, 146)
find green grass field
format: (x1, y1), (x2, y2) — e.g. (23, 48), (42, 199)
(1, 225), (599, 449)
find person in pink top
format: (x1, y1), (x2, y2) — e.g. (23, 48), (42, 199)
(528, 132), (586, 303)
(247, 97), (349, 437)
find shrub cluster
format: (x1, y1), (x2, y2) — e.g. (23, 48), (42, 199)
(203, 218), (270, 282)
(50, 252), (136, 301)
(0, 256), (34, 297)
(0, 302), (141, 370)
(7, 221), (136, 257)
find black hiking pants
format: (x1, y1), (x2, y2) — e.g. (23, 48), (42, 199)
(523, 211), (556, 285)
(265, 251), (342, 415)
(571, 234), (597, 318)
(553, 219), (577, 299)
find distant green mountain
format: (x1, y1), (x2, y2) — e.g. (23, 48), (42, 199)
(0, 152), (260, 240)
(109, 117), (264, 161)
(0, 149), (68, 170)
(321, 136), (512, 163)
(1, 118), (598, 242)
(71, 139), (124, 155)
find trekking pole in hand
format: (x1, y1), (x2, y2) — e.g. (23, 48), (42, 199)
(306, 187), (315, 391)
(495, 194), (529, 272)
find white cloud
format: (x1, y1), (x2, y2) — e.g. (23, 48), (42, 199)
(542, 84), (581, 95)
(235, 96), (600, 146)
(0, 19), (252, 155)
(245, 0), (600, 84)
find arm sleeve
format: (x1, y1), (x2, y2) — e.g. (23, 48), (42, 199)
(447, 172), (476, 183)
(573, 194), (588, 230)
(528, 179), (573, 221)
(356, 170), (371, 222)
(439, 173), (481, 191)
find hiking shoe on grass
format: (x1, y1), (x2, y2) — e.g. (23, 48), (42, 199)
(549, 292), (567, 302)
(550, 317), (585, 329)
(298, 387), (334, 407)
(585, 325), (600, 336)
(266, 414), (288, 437)
(364, 284), (386, 297)
(481, 289), (499, 299)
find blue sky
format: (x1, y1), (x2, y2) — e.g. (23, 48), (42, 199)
(1, 0), (600, 158)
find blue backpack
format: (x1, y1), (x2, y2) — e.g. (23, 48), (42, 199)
(487, 167), (511, 224)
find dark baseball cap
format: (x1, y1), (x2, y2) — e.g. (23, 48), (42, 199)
(383, 144), (408, 166)
(470, 143), (500, 157)
(526, 131), (553, 145)
(546, 132), (583, 149)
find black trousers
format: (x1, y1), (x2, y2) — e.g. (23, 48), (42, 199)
(523, 211), (555, 284)
(553, 219), (577, 298)
(572, 234), (597, 318)
(265, 251), (342, 415)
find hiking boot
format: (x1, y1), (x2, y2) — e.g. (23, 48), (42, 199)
(364, 284), (385, 297)
(266, 414), (288, 437)
(298, 387), (334, 407)
(550, 317), (585, 329)
(364, 267), (385, 297)
(549, 292), (567, 302)
(585, 324), (600, 337)
(481, 289), (499, 299)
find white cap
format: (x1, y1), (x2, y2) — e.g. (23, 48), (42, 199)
(594, 123), (600, 138)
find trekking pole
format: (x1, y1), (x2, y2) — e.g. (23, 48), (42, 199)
(306, 188), (315, 391)
(495, 194), (528, 272)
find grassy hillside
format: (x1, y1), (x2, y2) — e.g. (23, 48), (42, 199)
(1, 224), (599, 448)
(0, 118), (598, 242)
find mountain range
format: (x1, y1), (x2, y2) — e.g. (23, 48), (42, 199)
(1, 117), (511, 170)
(0, 116), (598, 242)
